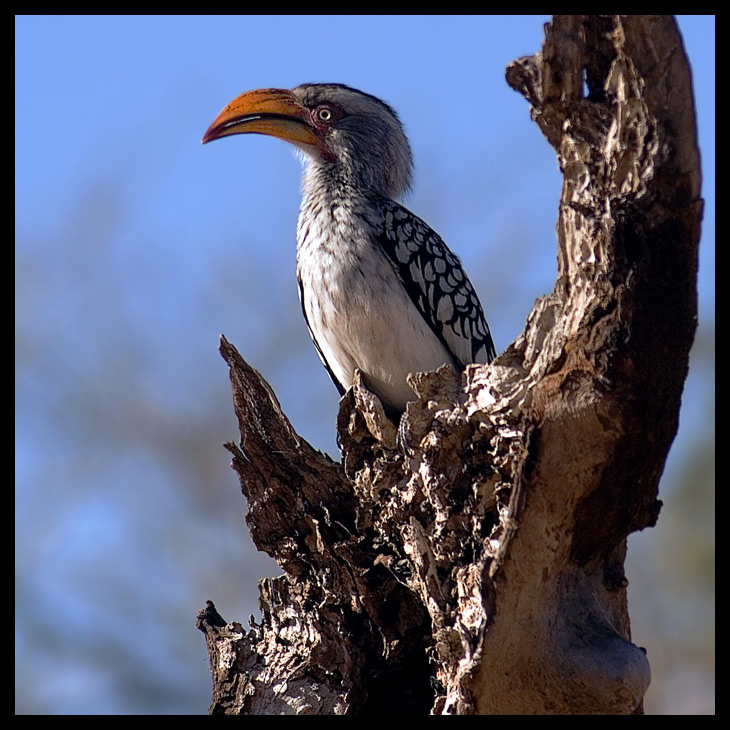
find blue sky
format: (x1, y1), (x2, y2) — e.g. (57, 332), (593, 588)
(16, 16), (714, 714)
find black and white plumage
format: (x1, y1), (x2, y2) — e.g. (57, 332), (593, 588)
(203, 83), (495, 413)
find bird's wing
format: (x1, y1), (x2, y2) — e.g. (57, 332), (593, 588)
(370, 198), (496, 369)
(297, 274), (347, 396)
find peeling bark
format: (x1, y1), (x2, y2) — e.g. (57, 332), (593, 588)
(197, 15), (701, 715)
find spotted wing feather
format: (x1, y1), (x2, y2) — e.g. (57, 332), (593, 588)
(369, 198), (496, 369)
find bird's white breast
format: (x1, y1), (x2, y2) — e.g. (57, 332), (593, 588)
(297, 201), (454, 412)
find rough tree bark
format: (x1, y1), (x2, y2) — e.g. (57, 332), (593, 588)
(197, 15), (701, 715)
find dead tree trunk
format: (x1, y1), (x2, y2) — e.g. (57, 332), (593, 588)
(197, 15), (701, 715)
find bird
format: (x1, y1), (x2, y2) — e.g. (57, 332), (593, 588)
(203, 83), (495, 414)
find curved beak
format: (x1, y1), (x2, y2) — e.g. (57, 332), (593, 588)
(202, 88), (321, 150)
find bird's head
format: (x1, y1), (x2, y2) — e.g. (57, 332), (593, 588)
(202, 83), (413, 199)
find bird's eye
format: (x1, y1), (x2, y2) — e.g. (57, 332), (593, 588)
(317, 106), (333, 122)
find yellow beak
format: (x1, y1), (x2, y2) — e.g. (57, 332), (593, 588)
(202, 88), (321, 150)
